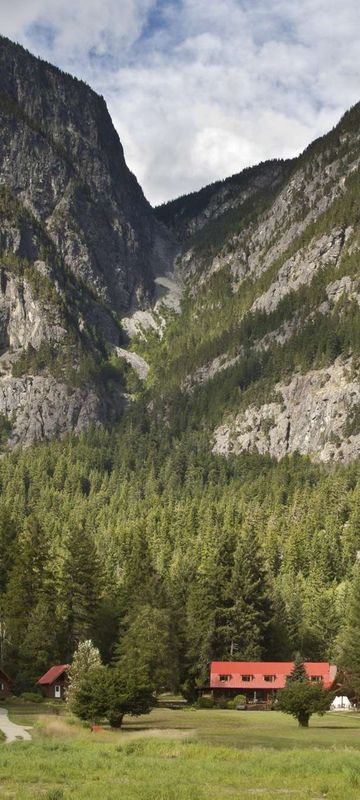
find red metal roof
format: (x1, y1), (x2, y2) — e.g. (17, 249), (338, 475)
(210, 661), (336, 691)
(37, 664), (70, 685)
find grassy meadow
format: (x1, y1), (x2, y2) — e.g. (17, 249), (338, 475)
(1, 706), (360, 799)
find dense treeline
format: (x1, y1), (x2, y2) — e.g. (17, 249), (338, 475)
(0, 407), (359, 693)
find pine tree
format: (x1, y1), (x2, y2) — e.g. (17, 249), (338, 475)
(3, 515), (50, 672)
(220, 523), (271, 660)
(61, 524), (100, 658)
(287, 652), (307, 683)
(114, 604), (179, 692)
(338, 562), (360, 702)
(19, 596), (60, 686)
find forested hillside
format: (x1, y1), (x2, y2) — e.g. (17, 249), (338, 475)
(0, 413), (359, 692)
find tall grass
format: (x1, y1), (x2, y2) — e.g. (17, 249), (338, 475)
(1, 708), (360, 799)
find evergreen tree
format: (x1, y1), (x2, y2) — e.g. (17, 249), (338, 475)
(71, 664), (155, 728)
(278, 681), (332, 727)
(19, 596), (60, 686)
(61, 525), (100, 658)
(287, 653), (308, 683)
(338, 562), (360, 702)
(3, 515), (50, 672)
(219, 522), (271, 659)
(114, 604), (179, 692)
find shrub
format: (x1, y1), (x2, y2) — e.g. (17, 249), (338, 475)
(196, 696), (215, 709)
(20, 691), (44, 703)
(228, 694), (247, 709)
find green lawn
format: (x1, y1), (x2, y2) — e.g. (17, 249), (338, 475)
(1, 706), (360, 799)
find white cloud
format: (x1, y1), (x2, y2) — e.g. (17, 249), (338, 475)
(1, 0), (360, 203)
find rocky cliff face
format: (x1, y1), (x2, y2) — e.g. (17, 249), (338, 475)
(0, 36), (174, 446)
(0, 36), (173, 312)
(212, 358), (360, 463)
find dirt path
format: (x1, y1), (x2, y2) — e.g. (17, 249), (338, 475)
(0, 707), (32, 743)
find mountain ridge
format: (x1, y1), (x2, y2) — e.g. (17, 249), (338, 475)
(1, 35), (360, 463)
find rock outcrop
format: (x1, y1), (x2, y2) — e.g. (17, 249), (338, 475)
(0, 374), (125, 447)
(213, 359), (360, 463)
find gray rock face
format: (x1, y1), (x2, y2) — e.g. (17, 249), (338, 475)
(250, 229), (349, 315)
(114, 347), (149, 381)
(159, 101), (360, 463)
(0, 36), (174, 313)
(0, 373), (126, 447)
(213, 359), (360, 463)
(156, 161), (289, 242)
(0, 270), (66, 352)
(0, 36), (176, 446)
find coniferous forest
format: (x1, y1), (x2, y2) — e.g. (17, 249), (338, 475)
(1, 400), (360, 694)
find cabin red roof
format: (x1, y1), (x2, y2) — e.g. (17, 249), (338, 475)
(210, 661), (337, 691)
(37, 664), (70, 686)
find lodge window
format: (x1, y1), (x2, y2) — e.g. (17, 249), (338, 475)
(241, 675), (253, 682)
(264, 675), (276, 682)
(219, 674), (232, 682)
(310, 676), (322, 683)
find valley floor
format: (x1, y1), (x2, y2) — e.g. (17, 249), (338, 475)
(1, 706), (360, 799)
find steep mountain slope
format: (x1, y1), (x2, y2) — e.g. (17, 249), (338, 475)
(0, 36), (174, 445)
(0, 36), (172, 310)
(149, 103), (360, 463)
(2, 32), (360, 463)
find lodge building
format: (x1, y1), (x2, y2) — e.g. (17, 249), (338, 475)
(210, 661), (337, 703)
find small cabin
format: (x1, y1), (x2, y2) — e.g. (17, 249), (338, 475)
(0, 668), (12, 699)
(37, 664), (70, 700)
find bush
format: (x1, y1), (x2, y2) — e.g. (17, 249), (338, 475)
(228, 693), (247, 709)
(180, 679), (198, 704)
(196, 696), (215, 709)
(20, 691), (44, 703)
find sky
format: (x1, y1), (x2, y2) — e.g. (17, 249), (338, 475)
(1, 0), (360, 205)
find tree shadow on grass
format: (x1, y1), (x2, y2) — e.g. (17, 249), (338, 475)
(318, 725), (360, 730)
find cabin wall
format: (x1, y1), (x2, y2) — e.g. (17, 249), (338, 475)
(0, 679), (11, 699)
(40, 679), (67, 700)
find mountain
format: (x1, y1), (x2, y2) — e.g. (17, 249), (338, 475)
(1, 34), (360, 466)
(0, 36), (173, 445)
(150, 104), (360, 463)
